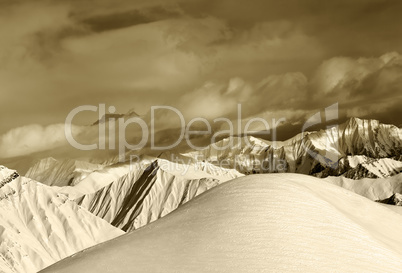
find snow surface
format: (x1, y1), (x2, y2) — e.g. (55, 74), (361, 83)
(25, 158), (105, 187)
(325, 173), (402, 201)
(0, 166), (124, 273)
(41, 173), (402, 273)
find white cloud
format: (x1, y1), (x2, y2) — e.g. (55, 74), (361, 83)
(312, 52), (402, 96)
(0, 124), (87, 158)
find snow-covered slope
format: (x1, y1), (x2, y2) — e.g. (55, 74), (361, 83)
(324, 173), (402, 201)
(24, 158), (105, 187)
(377, 193), (402, 205)
(382, 204), (402, 215)
(0, 166), (124, 273)
(337, 117), (401, 157)
(63, 159), (242, 231)
(315, 155), (402, 178)
(41, 173), (402, 273)
(0, 165), (20, 186)
(184, 118), (402, 178)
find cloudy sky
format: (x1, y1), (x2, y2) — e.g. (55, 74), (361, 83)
(1, 0), (402, 157)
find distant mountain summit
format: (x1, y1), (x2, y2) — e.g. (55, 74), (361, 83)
(0, 165), (19, 187)
(184, 118), (402, 179)
(91, 108), (140, 125)
(337, 117), (401, 157)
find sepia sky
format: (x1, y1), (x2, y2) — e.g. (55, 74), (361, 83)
(1, 0), (402, 142)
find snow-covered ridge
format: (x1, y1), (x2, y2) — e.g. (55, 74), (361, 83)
(59, 159), (243, 232)
(24, 158), (104, 187)
(377, 193), (402, 206)
(41, 173), (402, 273)
(338, 117), (401, 157)
(0, 165), (20, 188)
(325, 173), (402, 201)
(0, 166), (124, 273)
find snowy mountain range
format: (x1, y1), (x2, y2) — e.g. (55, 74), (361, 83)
(184, 117), (402, 178)
(0, 117), (401, 272)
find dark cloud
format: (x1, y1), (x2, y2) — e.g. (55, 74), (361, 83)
(80, 6), (182, 32)
(0, 0), (401, 141)
(181, 0), (402, 59)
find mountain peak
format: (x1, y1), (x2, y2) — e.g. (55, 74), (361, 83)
(0, 165), (20, 187)
(347, 116), (362, 123)
(344, 117), (368, 127)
